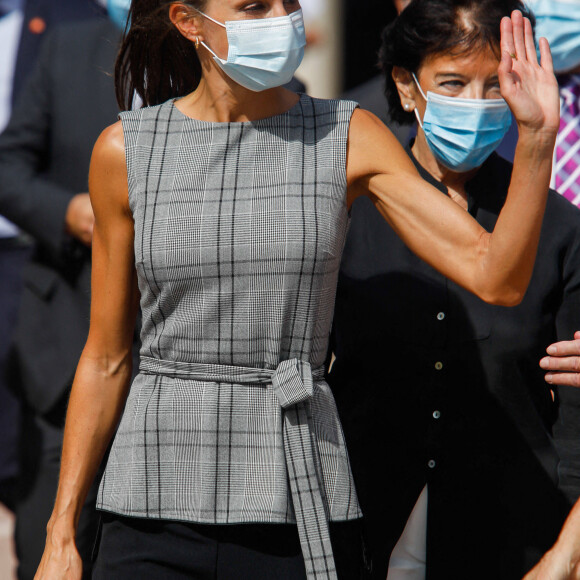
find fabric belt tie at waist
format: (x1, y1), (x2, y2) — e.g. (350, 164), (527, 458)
(139, 356), (338, 580)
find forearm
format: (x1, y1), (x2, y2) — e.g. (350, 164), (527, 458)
(530, 498), (580, 578)
(48, 350), (132, 537)
(368, 131), (553, 304)
(481, 130), (554, 303)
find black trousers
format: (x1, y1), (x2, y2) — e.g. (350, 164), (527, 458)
(92, 513), (368, 579)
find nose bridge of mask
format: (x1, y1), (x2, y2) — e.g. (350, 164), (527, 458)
(227, 15), (305, 60)
(427, 92), (510, 127)
(412, 72), (509, 127)
(196, 9), (305, 63)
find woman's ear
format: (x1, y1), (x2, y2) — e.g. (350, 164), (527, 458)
(392, 66), (418, 112)
(169, 3), (203, 43)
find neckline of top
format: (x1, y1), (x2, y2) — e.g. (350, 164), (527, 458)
(169, 93), (306, 126)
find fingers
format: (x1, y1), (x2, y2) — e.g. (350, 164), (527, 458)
(498, 48), (513, 79)
(501, 11), (537, 65)
(538, 36), (554, 73)
(524, 16), (537, 65)
(545, 372), (580, 388)
(541, 339), (580, 386)
(546, 338), (580, 357)
(511, 10), (527, 61)
(500, 15), (515, 59)
(498, 18), (515, 93)
(541, 355), (580, 372)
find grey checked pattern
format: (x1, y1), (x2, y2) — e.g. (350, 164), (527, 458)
(97, 94), (361, 578)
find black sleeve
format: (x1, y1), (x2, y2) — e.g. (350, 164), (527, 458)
(553, 204), (580, 503)
(0, 29), (73, 258)
(555, 212), (580, 342)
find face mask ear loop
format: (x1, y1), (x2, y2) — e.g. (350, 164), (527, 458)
(411, 72), (427, 130)
(411, 72), (428, 102)
(414, 108), (424, 130)
(200, 40), (224, 62)
(193, 9), (227, 62)
(193, 8), (226, 28)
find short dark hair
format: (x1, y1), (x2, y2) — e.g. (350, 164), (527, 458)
(379, 0), (534, 125)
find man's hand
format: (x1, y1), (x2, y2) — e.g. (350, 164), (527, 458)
(65, 193), (94, 247)
(541, 331), (580, 387)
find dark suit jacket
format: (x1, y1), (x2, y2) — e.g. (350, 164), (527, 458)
(0, 18), (121, 414)
(11, 0), (105, 103)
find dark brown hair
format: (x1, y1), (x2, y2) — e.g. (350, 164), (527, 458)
(379, 0), (534, 125)
(115, 0), (206, 110)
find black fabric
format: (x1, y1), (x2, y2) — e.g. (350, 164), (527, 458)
(11, 0), (105, 105)
(92, 514), (368, 580)
(328, 149), (580, 579)
(15, 398), (100, 580)
(0, 244), (29, 492)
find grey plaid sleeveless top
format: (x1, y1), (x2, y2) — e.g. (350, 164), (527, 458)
(97, 94), (361, 578)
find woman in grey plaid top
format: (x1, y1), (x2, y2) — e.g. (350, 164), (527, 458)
(36, 2), (558, 579)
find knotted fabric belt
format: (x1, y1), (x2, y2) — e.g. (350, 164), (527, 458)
(140, 356), (338, 579)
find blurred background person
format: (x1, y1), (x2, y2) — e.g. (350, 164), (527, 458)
(524, 332), (580, 580)
(525, 0), (580, 512)
(327, 1), (580, 578)
(0, 1), (127, 577)
(497, 0), (580, 204)
(0, 0), (104, 516)
(533, 0), (580, 207)
(342, 0), (409, 137)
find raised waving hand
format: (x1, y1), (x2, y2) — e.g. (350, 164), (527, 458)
(498, 10), (559, 137)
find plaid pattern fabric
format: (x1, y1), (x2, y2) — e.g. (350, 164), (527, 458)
(553, 75), (580, 207)
(97, 95), (361, 578)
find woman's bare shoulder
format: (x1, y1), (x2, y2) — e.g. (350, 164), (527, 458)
(347, 108), (415, 184)
(89, 120), (129, 212)
(92, 120), (126, 166)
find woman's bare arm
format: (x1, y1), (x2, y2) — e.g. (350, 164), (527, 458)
(35, 121), (139, 580)
(346, 11), (559, 306)
(524, 498), (580, 579)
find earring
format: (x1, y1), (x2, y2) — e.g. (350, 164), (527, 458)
(194, 36), (200, 49)
(404, 103), (410, 111)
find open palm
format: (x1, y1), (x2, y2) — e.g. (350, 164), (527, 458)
(498, 10), (560, 137)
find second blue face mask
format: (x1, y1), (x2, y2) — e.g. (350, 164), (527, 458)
(527, 0), (580, 73)
(197, 9), (306, 92)
(107, 0), (131, 31)
(412, 74), (512, 172)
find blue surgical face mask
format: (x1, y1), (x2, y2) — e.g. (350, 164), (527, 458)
(527, 0), (580, 73)
(412, 74), (512, 172)
(196, 9), (306, 92)
(107, 0), (130, 32)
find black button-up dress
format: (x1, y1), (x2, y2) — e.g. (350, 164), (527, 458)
(328, 148), (580, 579)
